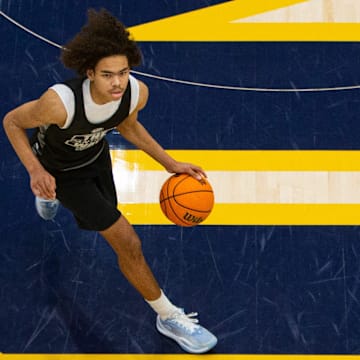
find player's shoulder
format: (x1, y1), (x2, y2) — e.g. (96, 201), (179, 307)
(135, 79), (149, 106)
(40, 87), (66, 109)
(129, 74), (148, 91)
(137, 79), (148, 92)
(35, 88), (68, 126)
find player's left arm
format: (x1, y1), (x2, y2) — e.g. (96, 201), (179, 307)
(116, 80), (206, 180)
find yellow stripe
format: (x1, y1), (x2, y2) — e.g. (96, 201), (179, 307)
(110, 150), (360, 171)
(112, 150), (360, 224)
(128, 0), (360, 41)
(131, 23), (360, 42)
(118, 203), (360, 225)
(1, 355), (359, 360)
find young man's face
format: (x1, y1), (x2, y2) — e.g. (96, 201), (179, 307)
(86, 55), (130, 104)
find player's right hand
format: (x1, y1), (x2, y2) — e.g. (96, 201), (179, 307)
(29, 167), (57, 200)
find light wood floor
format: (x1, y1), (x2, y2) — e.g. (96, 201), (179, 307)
(234, 0), (360, 23)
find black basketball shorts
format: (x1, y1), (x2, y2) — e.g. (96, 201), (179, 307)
(48, 150), (122, 231)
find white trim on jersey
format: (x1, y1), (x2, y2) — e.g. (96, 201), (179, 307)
(49, 75), (140, 129)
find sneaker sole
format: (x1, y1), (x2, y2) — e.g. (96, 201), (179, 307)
(156, 317), (217, 354)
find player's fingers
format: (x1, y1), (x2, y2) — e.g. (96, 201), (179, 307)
(188, 168), (203, 181)
(31, 185), (41, 197)
(190, 165), (207, 179)
(33, 178), (56, 200)
(43, 177), (56, 199)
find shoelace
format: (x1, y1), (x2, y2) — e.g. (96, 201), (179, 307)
(169, 311), (200, 333)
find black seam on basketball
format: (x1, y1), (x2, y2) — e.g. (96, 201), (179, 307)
(160, 200), (212, 213)
(167, 175), (194, 225)
(160, 189), (169, 218)
(166, 195), (192, 226)
(173, 200), (212, 213)
(160, 203), (213, 213)
(160, 189), (213, 199)
(160, 176), (185, 225)
(159, 190), (213, 203)
(172, 174), (192, 196)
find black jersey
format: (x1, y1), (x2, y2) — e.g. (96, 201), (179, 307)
(31, 77), (131, 171)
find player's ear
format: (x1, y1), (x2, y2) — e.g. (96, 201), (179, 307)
(86, 69), (95, 81)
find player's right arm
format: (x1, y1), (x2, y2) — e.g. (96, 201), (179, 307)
(3, 89), (67, 200)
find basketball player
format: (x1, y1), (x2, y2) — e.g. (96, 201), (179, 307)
(3, 9), (217, 354)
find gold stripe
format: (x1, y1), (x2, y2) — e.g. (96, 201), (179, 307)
(130, 23), (360, 42)
(112, 150), (360, 224)
(110, 150), (360, 171)
(1, 355), (360, 359)
(128, 0), (360, 42)
(118, 203), (360, 225)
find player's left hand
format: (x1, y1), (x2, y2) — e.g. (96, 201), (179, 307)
(166, 161), (207, 181)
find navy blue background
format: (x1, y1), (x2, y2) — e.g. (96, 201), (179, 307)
(1, 0), (360, 354)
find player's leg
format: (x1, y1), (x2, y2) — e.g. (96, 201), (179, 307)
(56, 173), (179, 311)
(100, 214), (161, 300)
(56, 166), (217, 353)
(100, 214), (217, 354)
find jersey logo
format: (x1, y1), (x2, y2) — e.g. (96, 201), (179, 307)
(65, 128), (112, 151)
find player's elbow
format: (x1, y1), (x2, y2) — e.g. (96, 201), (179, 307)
(3, 111), (14, 132)
(117, 119), (136, 138)
(3, 111), (21, 137)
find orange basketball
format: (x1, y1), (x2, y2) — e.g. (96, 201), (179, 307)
(159, 173), (214, 227)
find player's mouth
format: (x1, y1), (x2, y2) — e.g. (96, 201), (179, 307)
(110, 88), (123, 99)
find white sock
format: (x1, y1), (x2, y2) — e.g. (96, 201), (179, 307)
(146, 289), (179, 320)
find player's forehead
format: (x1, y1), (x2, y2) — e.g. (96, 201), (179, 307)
(95, 55), (129, 72)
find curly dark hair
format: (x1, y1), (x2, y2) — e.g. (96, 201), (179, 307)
(61, 8), (142, 75)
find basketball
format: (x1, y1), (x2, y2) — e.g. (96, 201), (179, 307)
(159, 173), (214, 227)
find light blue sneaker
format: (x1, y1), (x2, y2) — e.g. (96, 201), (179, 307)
(156, 309), (217, 353)
(35, 197), (60, 220)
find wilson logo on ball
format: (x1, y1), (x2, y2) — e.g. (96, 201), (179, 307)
(183, 212), (203, 224)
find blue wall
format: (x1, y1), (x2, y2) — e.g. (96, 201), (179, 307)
(2, 0), (360, 354)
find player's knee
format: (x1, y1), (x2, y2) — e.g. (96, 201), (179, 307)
(118, 236), (144, 264)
